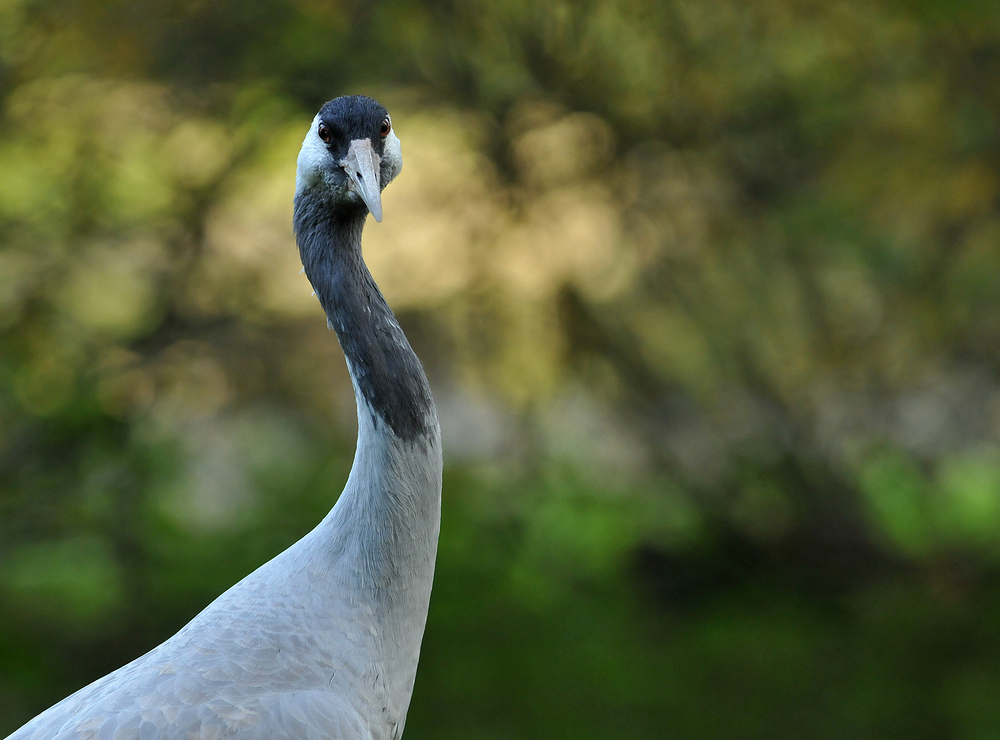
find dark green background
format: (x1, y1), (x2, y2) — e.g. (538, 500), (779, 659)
(3, 1), (1000, 737)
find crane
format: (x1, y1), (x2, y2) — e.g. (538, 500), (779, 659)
(6, 95), (442, 740)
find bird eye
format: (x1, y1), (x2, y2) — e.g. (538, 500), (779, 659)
(379, 117), (391, 138)
(318, 123), (331, 143)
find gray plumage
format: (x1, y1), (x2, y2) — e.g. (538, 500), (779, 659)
(6, 95), (441, 740)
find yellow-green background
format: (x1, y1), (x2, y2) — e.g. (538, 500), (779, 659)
(3, 1), (1000, 737)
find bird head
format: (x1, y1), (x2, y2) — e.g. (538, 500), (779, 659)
(295, 95), (403, 222)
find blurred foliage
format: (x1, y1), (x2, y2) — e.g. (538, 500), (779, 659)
(4, 0), (1000, 737)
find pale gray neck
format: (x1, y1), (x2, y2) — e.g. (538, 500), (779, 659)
(295, 188), (440, 582)
(293, 188), (441, 552)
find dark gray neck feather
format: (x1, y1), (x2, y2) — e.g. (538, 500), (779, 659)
(294, 191), (435, 443)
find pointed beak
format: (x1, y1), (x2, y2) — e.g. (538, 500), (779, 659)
(340, 138), (383, 222)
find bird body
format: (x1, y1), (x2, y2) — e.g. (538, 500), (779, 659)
(6, 96), (440, 740)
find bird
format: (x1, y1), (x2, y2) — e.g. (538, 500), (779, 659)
(6, 95), (442, 740)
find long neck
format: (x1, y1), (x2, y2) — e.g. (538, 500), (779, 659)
(294, 194), (441, 574)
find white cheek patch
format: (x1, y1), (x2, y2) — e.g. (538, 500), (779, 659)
(296, 114), (332, 195)
(382, 129), (403, 185)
